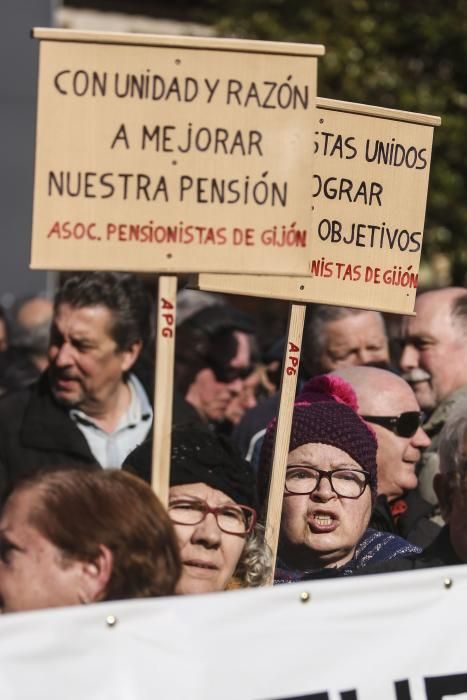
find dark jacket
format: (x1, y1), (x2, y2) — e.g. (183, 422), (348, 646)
(232, 393), (279, 458)
(370, 490), (441, 549)
(0, 374), (97, 503)
(172, 390), (206, 428)
(361, 526), (462, 575)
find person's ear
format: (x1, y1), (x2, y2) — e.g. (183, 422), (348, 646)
(79, 545), (113, 604)
(434, 473), (453, 523)
(120, 339), (142, 372)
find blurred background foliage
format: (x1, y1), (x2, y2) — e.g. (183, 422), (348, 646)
(214, 0), (467, 286)
(67, 0), (467, 285)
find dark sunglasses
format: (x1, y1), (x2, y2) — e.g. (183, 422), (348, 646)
(210, 363), (255, 383)
(361, 411), (424, 438)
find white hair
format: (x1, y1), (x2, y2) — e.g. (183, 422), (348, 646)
(234, 523), (273, 587)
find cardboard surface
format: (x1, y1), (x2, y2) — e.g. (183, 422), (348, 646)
(31, 29), (323, 275)
(195, 98), (441, 314)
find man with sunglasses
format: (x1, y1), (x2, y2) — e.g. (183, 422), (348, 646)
(361, 398), (467, 574)
(173, 304), (256, 428)
(335, 366), (439, 547)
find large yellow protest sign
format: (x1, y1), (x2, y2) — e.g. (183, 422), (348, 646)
(31, 29), (324, 275)
(195, 98), (441, 314)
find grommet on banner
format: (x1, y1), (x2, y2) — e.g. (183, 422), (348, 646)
(299, 591), (310, 603)
(106, 615), (118, 627)
(443, 577), (453, 589)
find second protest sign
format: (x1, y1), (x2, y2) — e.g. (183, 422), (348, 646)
(194, 97), (441, 315)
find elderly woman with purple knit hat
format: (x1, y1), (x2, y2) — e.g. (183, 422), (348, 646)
(259, 374), (420, 582)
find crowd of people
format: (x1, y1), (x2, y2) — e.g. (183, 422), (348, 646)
(0, 271), (466, 614)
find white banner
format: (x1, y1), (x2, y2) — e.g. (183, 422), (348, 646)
(1, 565), (467, 700)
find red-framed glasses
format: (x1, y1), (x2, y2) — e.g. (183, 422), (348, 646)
(168, 499), (257, 536)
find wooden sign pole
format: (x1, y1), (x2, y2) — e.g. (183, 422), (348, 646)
(264, 302), (306, 585)
(151, 275), (177, 506)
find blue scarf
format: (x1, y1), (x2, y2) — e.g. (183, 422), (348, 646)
(275, 528), (421, 583)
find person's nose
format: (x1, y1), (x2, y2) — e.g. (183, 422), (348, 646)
(399, 343), (419, 372)
(243, 390), (257, 411)
(356, 348), (374, 365)
(191, 513), (222, 548)
(50, 342), (74, 368)
(310, 473), (337, 502)
(227, 377), (243, 396)
(411, 426), (430, 449)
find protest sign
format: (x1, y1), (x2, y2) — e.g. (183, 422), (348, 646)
(194, 97), (441, 314)
(31, 29), (323, 276)
(1, 566), (466, 699)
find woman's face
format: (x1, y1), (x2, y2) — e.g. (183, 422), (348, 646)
(169, 482), (247, 594)
(280, 442), (372, 570)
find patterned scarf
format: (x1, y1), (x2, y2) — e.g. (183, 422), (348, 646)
(274, 528), (421, 583)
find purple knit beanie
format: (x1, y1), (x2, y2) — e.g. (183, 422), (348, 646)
(258, 374), (378, 505)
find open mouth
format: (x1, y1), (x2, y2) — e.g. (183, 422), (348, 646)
(307, 512), (338, 533)
(53, 376), (80, 390)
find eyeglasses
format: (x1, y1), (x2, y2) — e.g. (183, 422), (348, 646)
(285, 466), (370, 499)
(168, 499), (257, 536)
(210, 363), (255, 384)
(360, 411), (424, 438)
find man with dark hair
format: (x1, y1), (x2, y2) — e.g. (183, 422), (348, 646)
(0, 272), (152, 502)
(173, 304), (256, 427)
(400, 287), (467, 509)
(0, 468), (181, 613)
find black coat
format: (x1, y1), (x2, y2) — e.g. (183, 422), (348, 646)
(370, 490), (441, 549)
(172, 390), (206, 428)
(0, 374), (97, 504)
